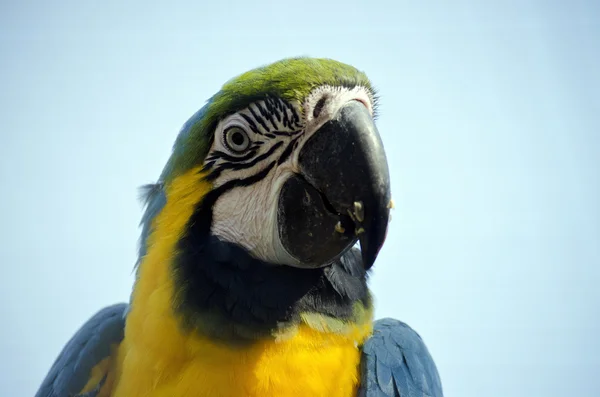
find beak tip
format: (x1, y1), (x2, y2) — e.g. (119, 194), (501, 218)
(359, 240), (378, 271)
(358, 212), (390, 270)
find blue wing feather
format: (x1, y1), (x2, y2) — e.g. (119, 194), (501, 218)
(359, 318), (443, 397)
(35, 303), (128, 397)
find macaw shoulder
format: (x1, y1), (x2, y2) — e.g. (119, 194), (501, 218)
(359, 318), (443, 397)
(35, 303), (128, 397)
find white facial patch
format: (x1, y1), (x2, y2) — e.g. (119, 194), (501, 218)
(205, 86), (375, 266)
(303, 85), (375, 134)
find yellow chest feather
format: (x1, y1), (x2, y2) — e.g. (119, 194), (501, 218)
(110, 323), (368, 397)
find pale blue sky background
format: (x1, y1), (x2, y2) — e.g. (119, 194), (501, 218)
(1, 1), (599, 396)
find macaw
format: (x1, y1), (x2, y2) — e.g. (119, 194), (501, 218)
(36, 57), (443, 397)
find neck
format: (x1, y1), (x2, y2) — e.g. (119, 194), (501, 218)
(131, 166), (372, 348)
(174, 235), (371, 343)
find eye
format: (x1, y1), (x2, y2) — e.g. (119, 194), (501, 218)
(224, 126), (251, 153)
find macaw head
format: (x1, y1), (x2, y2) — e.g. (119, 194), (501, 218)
(138, 57), (392, 340)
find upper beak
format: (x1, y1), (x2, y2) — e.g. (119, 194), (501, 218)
(277, 100), (391, 269)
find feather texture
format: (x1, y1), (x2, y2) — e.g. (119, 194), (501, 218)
(358, 318), (443, 397)
(35, 304), (127, 397)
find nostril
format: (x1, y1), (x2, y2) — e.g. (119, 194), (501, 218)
(313, 95), (328, 118)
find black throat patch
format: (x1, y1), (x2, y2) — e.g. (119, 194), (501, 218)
(173, 171), (370, 344)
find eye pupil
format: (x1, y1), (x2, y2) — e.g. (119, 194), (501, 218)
(231, 131), (245, 146)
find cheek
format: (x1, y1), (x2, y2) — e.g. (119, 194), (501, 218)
(209, 172), (297, 266)
(211, 188), (272, 244)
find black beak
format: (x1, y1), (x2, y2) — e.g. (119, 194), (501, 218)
(277, 100), (391, 269)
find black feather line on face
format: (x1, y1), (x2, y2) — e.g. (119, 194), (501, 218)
(248, 104), (269, 132)
(173, 160), (370, 344)
(240, 113), (261, 135)
(277, 136), (300, 165)
(205, 141), (284, 181)
(255, 101), (277, 130)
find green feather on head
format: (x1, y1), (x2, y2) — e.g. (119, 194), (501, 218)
(161, 57), (375, 183)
